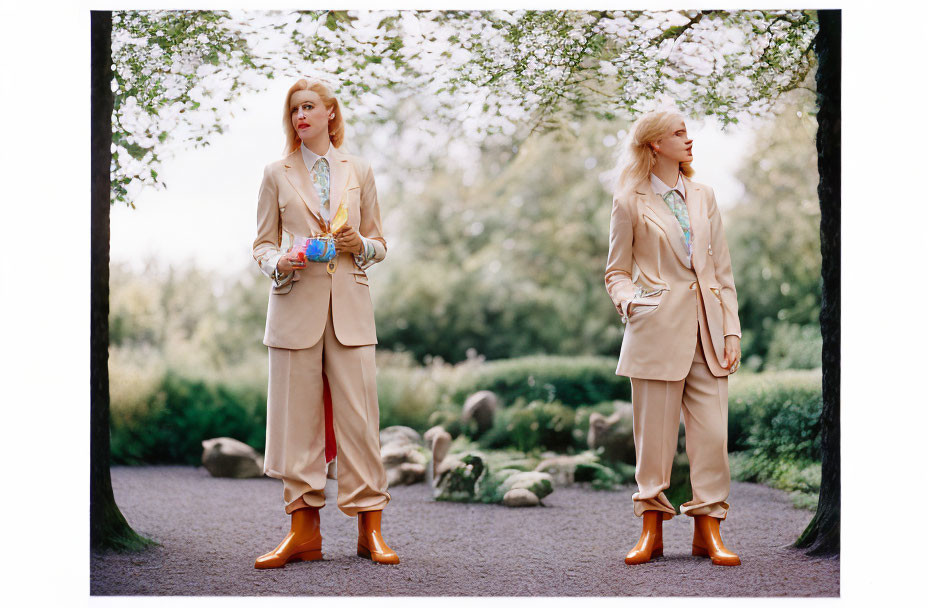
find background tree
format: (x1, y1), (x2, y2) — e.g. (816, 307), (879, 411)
(726, 101), (822, 370)
(92, 9), (275, 550)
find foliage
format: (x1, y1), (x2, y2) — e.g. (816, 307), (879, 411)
(480, 399), (582, 453)
(727, 367), (822, 456)
(111, 11), (277, 204)
(110, 368), (267, 465)
(730, 451), (821, 510)
(726, 103), (822, 369)
(111, 9), (818, 205)
(450, 354), (631, 407)
(373, 119), (627, 363)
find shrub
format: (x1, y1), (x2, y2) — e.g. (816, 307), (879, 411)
(479, 399), (581, 453)
(729, 452), (821, 510)
(450, 356), (631, 408)
(728, 369), (823, 456)
(110, 370), (267, 465)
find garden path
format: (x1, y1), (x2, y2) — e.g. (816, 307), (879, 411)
(91, 466), (838, 597)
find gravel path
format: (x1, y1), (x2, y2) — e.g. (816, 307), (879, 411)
(91, 466), (838, 597)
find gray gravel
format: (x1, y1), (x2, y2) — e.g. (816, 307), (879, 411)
(91, 466), (839, 597)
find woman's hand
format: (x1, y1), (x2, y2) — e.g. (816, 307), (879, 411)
(722, 335), (741, 372)
(333, 225), (364, 255)
(276, 250), (306, 273)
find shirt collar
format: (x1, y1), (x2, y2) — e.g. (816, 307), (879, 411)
(300, 142), (332, 170)
(649, 172), (686, 200)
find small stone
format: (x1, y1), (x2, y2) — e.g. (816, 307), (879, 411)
(503, 488), (540, 507)
(501, 471), (554, 500)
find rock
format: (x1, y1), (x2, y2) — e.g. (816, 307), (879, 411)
(587, 402), (636, 464)
(201, 437), (264, 478)
(500, 471), (554, 500)
(380, 427), (427, 486)
(380, 425), (422, 448)
(461, 390), (498, 433)
(502, 488), (540, 507)
(534, 453), (598, 486)
(387, 462), (427, 486)
(424, 425), (452, 479)
(434, 453), (486, 502)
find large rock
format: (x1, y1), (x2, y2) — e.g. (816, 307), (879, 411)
(461, 390), (498, 434)
(380, 425), (422, 448)
(424, 425), (452, 479)
(434, 453), (486, 502)
(587, 402), (637, 464)
(380, 426), (427, 486)
(500, 471), (554, 500)
(201, 437), (263, 478)
(387, 462), (427, 487)
(503, 488), (540, 507)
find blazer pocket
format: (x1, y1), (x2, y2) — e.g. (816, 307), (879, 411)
(353, 273), (369, 286)
(271, 282), (293, 295)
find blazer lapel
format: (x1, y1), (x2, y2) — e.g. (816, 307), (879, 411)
(635, 178), (692, 268)
(682, 176), (708, 270)
(283, 148), (325, 229)
(327, 146), (353, 213)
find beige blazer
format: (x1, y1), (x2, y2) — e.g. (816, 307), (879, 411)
(605, 175), (741, 381)
(253, 146), (386, 349)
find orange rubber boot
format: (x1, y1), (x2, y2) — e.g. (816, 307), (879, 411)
(692, 514), (741, 566)
(254, 507), (323, 569)
(357, 510), (399, 565)
(625, 510), (665, 565)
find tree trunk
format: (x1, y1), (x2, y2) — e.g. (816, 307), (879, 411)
(90, 10), (151, 551)
(795, 9), (840, 556)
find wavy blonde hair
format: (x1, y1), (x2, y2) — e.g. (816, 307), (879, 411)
(282, 78), (345, 155)
(615, 109), (694, 194)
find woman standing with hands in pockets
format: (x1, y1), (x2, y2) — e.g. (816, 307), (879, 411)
(604, 110), (743, 566)
(252, 78), (398, 567)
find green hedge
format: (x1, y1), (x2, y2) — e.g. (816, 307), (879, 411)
(727, 369), (823, 458)
(111, 371), (267, 465)
(450, 355), (631, 408)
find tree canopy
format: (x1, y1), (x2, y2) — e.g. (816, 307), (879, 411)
(110, 9), (817, 204)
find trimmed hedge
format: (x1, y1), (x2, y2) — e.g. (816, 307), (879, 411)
(450, 355), (631, 408)
(111, 371), (266, 465)
(727, 369), (823, 458)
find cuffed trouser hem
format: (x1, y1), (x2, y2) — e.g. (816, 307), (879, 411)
(339, 496), (391, 518)
(633, 492), (677, 519)
(285, 493), (326, 514)
(681, 500), (730, 520)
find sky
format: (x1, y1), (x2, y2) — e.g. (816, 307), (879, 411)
(109, 84), (755, 279)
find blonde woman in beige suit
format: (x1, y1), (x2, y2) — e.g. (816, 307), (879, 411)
(605, 110), (742, 566)
(252, 78), (398, 567)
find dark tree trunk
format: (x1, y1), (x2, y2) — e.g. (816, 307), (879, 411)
(796, 9), (840, 556)
(90, 10), (151, 551)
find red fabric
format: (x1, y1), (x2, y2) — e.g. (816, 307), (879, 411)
(322, 373), (337, 463)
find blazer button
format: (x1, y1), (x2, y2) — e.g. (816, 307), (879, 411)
(708, 245), (713, 255)
(689, 282), (697, 290)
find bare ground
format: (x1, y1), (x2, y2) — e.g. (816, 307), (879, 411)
(90, 466), (839, 597)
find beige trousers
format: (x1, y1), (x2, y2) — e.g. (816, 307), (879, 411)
(264, 304), (390, 517)
(630, 325), (730, 520)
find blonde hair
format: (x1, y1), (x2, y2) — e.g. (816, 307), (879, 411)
(282, 78), (345, 155)
(615, 109), (694, 194)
